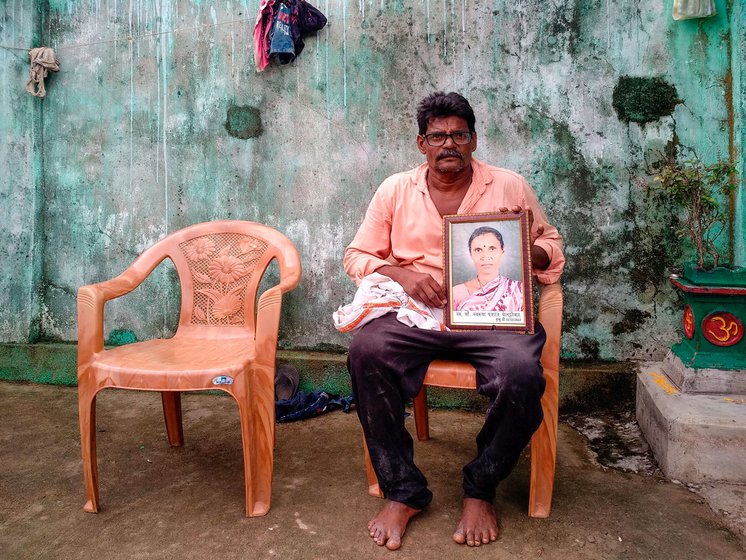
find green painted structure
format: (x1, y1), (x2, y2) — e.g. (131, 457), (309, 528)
(670, 269), (746, 370)
(0, 1), (744, 363)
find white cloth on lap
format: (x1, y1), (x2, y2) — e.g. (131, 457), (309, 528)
(333, 273), (447, 333)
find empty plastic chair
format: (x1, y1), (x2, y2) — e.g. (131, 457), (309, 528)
(77, 220), (301, 517)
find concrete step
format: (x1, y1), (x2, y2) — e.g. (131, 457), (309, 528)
(636, 363), (746, 483)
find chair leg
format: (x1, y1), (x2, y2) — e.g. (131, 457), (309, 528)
(412, 385), (430, 441)
(236, 376), (274, 517)
(78, 386), (100, 513)
(161, 392), (184, 446)
(362, 436), (384, 498)
(528, 368), (559, 518)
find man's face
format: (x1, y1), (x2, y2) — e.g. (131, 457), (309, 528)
(469, 233), (504, 278)
(417, 116), (477, 175)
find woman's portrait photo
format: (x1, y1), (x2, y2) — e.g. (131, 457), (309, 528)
(444, 212), (533, 332)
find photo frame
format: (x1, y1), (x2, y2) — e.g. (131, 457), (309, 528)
(443, 212), (534, 333)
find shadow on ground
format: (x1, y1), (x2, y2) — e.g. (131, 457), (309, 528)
(0, 381), (743, 559)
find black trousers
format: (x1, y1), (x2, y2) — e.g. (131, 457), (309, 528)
(348, 314), (546, 510)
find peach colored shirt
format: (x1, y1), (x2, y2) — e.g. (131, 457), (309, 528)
(344, 158), (564, 286)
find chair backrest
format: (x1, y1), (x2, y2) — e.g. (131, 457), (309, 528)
(130, 221), (301, 339)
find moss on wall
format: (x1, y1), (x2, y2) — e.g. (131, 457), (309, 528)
(225, 105), (263, 140)
(612, 309), (651, 336)
(107, 329), (137, 346)
(612, 77), (681, 125)
(550, 120), (599, 204)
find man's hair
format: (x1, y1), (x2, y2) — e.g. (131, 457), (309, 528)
(416, 91), (476, 135)
(468, 226), (504, 251)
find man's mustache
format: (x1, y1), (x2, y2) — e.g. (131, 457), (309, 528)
(437, 150), (463, 160)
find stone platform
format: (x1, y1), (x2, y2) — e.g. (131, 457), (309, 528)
(636, 360), (746, 483)
(662, 351), (746, 394)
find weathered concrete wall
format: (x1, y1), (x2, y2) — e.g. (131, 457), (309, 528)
(736, 1), (745, 266)
(0, 2), (43, 342)
(0, 1), (743, 360)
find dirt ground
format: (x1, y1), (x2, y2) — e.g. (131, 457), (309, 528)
(1, 381), (744, 560)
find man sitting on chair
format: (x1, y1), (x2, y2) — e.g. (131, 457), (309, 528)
(344, 91), (564, 550)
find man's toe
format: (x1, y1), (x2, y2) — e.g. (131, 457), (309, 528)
(452, 529), (466, 544)
(385, 534), (401, 551)
(466, 530), (476, 546)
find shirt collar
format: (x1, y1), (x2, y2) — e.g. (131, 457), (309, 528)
(414, 158), (493, 196)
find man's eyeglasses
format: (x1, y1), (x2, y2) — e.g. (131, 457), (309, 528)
(421, 131), (473, 147)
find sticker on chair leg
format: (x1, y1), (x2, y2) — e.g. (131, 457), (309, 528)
(212, 375), (234, 385)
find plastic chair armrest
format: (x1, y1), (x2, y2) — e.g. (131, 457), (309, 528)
(253, 245), (301, 365)
(275, 244), (302, 294)
(255, 286), (284, 367)
(537, 282), (563, 371)
(77, 263), (162, 369)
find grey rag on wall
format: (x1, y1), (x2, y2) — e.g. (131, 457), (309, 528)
(26, 47), (59, 98)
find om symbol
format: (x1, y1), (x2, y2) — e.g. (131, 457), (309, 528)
(683, 305), (694, 339)
(702, 312), (744, 347)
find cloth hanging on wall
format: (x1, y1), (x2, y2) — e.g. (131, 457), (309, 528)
(253, 0), (327, 71)
(26, 47), (59, 98)
(253, 0), (274, 71)
(269, 3), (296, 63)
(672, 0), (716, 20)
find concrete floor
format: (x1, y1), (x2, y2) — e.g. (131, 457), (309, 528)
(1, 381), (744, 560)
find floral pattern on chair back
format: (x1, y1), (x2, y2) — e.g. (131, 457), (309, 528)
(179, 233), (268, 326)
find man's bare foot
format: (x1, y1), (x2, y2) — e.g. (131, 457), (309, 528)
(452, 498), (498, 546)
(367, 500), (421, 550)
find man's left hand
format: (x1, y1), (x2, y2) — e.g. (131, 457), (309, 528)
(499, 206), (550, 270)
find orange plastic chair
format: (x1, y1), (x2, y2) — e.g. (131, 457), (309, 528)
(363, 282), (563, 518)
(77, 220), (301, 517)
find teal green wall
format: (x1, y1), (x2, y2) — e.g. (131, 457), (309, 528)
(0, 1), (743, 360)
(0, 1), (43, 342)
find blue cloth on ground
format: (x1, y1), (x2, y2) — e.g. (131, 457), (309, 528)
(275, 390), (354, 423)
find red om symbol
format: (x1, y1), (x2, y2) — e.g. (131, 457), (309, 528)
(702, 312), (744, 347)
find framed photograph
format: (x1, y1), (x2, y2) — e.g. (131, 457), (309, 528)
(443, 212), (534, 333)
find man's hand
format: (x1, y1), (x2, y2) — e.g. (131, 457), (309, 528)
(498, 206), (549, 270)
(378, 265), (446, 308)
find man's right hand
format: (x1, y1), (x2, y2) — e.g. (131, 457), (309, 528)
(377, 265), (446, 308)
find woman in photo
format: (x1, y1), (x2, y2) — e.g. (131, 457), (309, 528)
(451, 226), (523, 312)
